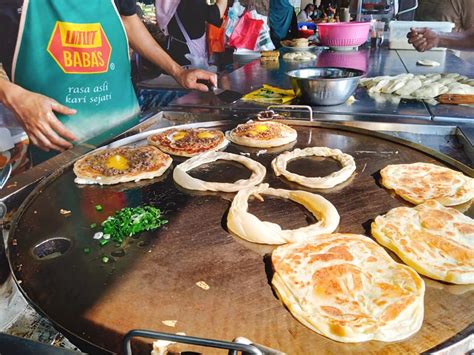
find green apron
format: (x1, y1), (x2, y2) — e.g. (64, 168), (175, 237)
(12, 0), (140, 142)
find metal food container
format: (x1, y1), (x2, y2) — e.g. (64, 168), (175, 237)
(287, 67), (364, 106)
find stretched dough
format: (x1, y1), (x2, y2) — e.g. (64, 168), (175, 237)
(227, 184), (340, 244)
(272, 147), (356, 189)
(173, 151), (266, 192)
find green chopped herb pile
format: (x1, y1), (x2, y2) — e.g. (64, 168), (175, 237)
(96, 206), (167, 245)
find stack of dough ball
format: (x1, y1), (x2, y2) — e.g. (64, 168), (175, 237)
(260, 50), (280, 63)
(271, 233), (425, 342)
(360, 73), (474, 101)
(272, 147), (356, 189)
(173, 151), (266, 192)
(372, 200), (474, 284)
(380, 162), (473, 206)
(227, 184), (340, 244)
(283, 52), (317, 61)
(293, 38), (309, 48)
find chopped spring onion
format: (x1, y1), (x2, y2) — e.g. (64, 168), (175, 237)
(101, 206), (167, 244)
(90, 223), (97, 229)
(101, 256), (109, 263)
(99, 239), (109, 246)
(95, 204), (103, 211)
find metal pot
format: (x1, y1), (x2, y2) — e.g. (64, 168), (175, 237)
(287, 67), (364, 105)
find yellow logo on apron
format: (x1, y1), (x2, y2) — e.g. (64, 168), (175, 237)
(47, 21), (112, 74)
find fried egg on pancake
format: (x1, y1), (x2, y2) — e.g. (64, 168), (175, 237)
(381, 162), (473, 206)
(74, 146), (172, 185)
(272, 233), (425, 343)
(147, 128), (228, 157)
(372, 200), (474, 284)
(226, 121), (297, 148)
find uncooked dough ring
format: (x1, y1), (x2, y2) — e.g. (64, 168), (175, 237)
(272, 147), (356, 189)
(227, 184), (340, 244)
(173, 151), (266, 192)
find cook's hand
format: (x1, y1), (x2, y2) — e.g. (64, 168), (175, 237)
(407, 27), (439, 52)
(4, 84), (77, 152)
(174, 68), (218, 92)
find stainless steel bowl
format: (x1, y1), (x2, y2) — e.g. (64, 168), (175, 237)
(287, 67), (364, 106)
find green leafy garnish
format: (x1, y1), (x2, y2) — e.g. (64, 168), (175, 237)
(100, 206), (167, 244)
(99, 239), (109, 246)
(95, 205), (103, 211)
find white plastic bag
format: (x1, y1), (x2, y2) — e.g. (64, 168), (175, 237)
(184, 54), (217, 72)
(225, 0), (245, 39)
(249, 10), (275, 51)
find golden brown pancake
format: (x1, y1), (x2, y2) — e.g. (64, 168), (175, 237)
(372, 200), (474, 284)
(272, 233), (425, 342)
(380, 162), (473, 206)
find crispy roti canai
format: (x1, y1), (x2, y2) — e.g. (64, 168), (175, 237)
(74, 146), (172, 185)
(226, 121), (297, 148)
(272, 233), (425, 343)
(380, 162), (473, 206)
(372, 200), (474, 284)
(147, 128), (228, 157)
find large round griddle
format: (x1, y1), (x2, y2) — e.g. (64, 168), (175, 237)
(7, 120), (474, 354)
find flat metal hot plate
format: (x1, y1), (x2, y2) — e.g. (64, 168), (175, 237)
(7, 120), (474, 354)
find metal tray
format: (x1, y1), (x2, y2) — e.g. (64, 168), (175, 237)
(6, 119), (473, 354)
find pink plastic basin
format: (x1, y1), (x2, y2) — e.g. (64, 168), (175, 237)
(317, 22), (371, 48)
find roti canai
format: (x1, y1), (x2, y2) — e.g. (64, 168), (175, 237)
(372, 200), (474, 284)
(147, 128), (228, 157)
(74, 146), (172, 185)
(226, 121), (297, 148)
(380, 162), (473, 206)
(272, 233), (425, 343)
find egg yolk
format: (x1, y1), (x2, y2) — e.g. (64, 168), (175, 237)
(106, 155), (129, 170)
(254, 124), (269, 132)
(173, 131), (188, 141)
(197, 131), (215, 139)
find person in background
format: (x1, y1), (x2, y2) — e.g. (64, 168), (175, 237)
(311, 0), (323, 20)
(269, 0), (299, 48)
(0, 0), (217, 153)
(297, 4), (315, 22)
(407, 27), (474, 51)
(162, 0), (227, 67)
(319, 0), (337, 19)
(415, 0), (473, 32)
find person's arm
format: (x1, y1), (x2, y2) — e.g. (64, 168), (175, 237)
(407, 27), (474, 51)
(205, 0), (228, 28)
(0, 76), (77, 151)
(215, 0), (227, 18)
(121, 14), (216, 91)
